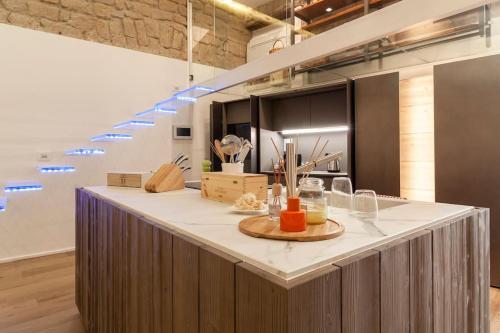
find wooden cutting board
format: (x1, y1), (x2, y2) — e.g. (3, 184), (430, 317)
(239, 215), (344, 242)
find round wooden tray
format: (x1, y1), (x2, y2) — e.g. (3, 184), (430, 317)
(239, 215), (344, 242)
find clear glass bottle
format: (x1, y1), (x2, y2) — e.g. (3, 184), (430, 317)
(299, 177), (328, 225)
(269, 183), (283, 221)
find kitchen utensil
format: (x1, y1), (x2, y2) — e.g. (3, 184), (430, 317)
(331, 177), (353, 209)
(176, 155), (189, 167)
(172, 154), (184, 165)
(239, 215), (344, 242)
(214, 140), (226, 163)
(237, 139), (253, 162)
(210, 142), (224, 162)
(221, 135), (242, 163)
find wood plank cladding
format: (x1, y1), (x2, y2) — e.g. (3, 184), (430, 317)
(399, 75), (435, 202)
(354, 73), (400, 196)
(75, 189), (490, 332)
(434, 54), (500, 287)
(335, 251), (380, 333)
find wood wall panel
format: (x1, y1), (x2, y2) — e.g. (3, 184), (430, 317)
(200, 246), (240, 333)
(354, 73), (400, 196)
(450, 219), (468, 332)
(335, 250), (380, 333)
(478, 209), (490, 333)
(399, 74), (434, 202)
(152, 226), (173, 333)
(378, 240), (410, 333)
(434, 55), (500, 286)
(406, 230), (433, 333)
(173, 235), (200, 333)
(236, 262), (288, 333)
(431, 222), (453, 333)
(287, 265), (342, 333)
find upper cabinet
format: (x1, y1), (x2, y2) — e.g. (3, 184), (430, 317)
(310, 89), (347, 128)
(271, 95), (310, 131)
(264, 85), (348, 131)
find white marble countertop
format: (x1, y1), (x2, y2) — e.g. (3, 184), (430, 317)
(84, 186), (474, 280)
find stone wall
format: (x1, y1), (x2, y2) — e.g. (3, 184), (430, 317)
(0, 0), (250, 68)
(192, 0), (251, 69)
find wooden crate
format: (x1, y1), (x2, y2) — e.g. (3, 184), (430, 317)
(201, 172), (268, 204)
(107, 172), (152, 188)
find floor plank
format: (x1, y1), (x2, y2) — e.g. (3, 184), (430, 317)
(491, 287), (500, 333)
(0, 252), (499, 333)
(0, 252), (85, 333)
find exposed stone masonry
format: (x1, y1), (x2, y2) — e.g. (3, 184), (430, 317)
(192, 0), (251, 69)
(0, 0), (250, 68)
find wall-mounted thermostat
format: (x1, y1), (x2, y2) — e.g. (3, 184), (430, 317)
(173, 125), (192, 140)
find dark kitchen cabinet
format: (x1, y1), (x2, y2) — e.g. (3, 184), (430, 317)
(267, 86), (348, 131)
(310, 89), (347, 128)
(271, 95), (310, 131)
(434, 54), (500, 287)
(354, 73), (400, 196)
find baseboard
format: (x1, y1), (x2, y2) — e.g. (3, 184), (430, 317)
(0, 247), (75, 264)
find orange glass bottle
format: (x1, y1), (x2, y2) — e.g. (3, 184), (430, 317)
(280, 197), (306, 232)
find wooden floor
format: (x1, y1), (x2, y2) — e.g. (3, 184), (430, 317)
(0, 252), (84, 333)
(0, 252), (499, 333)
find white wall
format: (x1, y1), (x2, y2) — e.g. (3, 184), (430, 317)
(0, 24), (216, 262)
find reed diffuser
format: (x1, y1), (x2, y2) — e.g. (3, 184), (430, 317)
(269, 161), (283, 221)
(279, 142), (307, 232)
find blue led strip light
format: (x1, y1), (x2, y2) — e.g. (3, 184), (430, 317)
(176, 96), (197, 102)
(155, 95), (193, 111)
(65, 148), (105, 155)
(4, 184), (43, 192)
(0, 198), (6, 212)
(174, 85), (215, 99)
(90, 134), (133, 142)
(0, 206), (5, 212)
(136, 107), (176, 118)
(38, 166), (76, 173)
(113, 120), (155, 129)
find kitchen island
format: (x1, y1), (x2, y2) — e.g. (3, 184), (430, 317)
(75, 186), (490, 333)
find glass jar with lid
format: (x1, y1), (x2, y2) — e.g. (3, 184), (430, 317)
(298, 177), (328, 225)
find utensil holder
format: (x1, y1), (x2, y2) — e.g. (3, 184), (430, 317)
(221, 162), (244, 173)
(145, 163), (185, 193)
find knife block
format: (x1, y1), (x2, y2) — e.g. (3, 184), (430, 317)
(145, 163), (185, 193)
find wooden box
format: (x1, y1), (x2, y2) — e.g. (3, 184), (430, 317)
(201, 172), (268, 204)
(107, 172), (153, 188)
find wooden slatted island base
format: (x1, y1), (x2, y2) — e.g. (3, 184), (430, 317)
(75, 186), (490, 333)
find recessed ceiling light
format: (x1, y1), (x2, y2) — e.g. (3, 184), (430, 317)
(326, 7), (332, 12)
